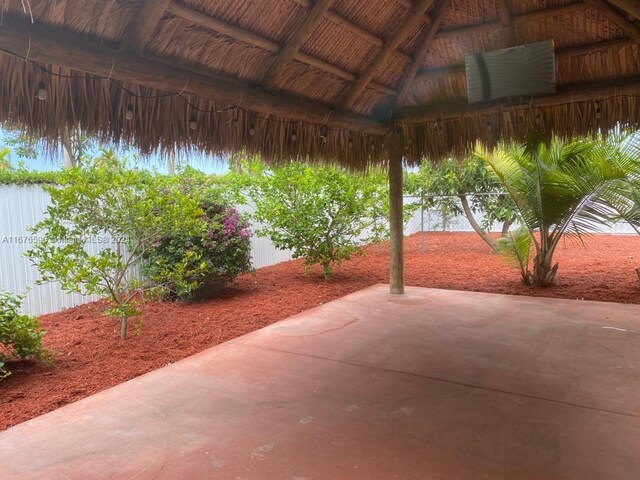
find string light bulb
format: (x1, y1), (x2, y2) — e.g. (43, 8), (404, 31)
(595, 105), (601, 120)
(291, 132), (297, 142)
(37, 81), (47, 101)
(189, 115), (197, 130)
(125, 104), (134, 120)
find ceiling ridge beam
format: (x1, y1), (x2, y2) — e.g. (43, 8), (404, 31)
(166, 2), (395, 95)
(260, 0), (335, 90)
(412, 37), (635, 84)
(121, 0), (171, 54)
(0, 16), (387, 134)
(583, 0), (640, 42)
(395, 0), (451, 105)
(339, 0), (437, 110)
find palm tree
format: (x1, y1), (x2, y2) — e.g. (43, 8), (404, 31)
(475, 133), (640, 287)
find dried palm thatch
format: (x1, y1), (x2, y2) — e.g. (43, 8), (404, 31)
(0, 0), (639, 166)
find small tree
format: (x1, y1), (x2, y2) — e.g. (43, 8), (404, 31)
(406, 157), (519, 251)
(27, 161), (205, 339)
(476, 133), (640, 287)
(1, 290), (49, 380)
(246, 162), (390, 278)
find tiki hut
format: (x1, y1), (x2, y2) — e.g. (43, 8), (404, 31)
(0, 0), (639, 292)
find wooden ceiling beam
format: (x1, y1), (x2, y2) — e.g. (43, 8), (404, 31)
(605, 0), (640, 20)
(497, 0), (517, 46)
(583, 0), (640, 42)
(497, 0), (514, 26)
(436, 2), (588, 40)
(339, 0), (437, 110)
(121, 0), (171, 54)
(412, 37), (635, 84)
(395, 0), (450, 105)
(260, 0), (335, 89)
(166, 2), (395, 95)
(0, 16), (387, 134)
(395, 75), (640, 124)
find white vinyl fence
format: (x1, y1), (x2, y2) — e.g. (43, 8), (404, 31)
(1, 186), (637, 316)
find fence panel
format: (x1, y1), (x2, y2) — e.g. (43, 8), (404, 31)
(0, 185), (106, 315)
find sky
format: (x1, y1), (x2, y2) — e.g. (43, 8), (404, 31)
(0, 127), (229, 175)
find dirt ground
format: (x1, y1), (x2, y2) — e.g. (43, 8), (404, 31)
(2, 232), (639, 431)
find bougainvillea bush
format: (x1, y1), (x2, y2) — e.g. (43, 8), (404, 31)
(143, 172), (253, 301)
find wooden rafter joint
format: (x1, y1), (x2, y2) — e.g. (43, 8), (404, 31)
(121, 0), (172, 54)
(260, 0), (335, 90)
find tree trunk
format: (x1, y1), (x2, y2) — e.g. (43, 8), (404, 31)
(322, 262), (331, 280)
(531, 251), (558, 287)
(120, 317), (127, 340)
(167, 149), (175, 175)
(636, 267), (640, 289)
(501, 217), (515, 236)
(61, 127), (76, 168)
(458, 194), (498, 253)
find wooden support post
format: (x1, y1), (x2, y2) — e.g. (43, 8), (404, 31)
(389, 138), (405, 295)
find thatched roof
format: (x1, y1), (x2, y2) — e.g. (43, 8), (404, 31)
(0, 0), (639, 165)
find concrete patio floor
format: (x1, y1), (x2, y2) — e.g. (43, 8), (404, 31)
(1, 286), (640, 479)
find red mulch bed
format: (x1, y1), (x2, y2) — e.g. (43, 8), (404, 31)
(2, 232), (639, 430)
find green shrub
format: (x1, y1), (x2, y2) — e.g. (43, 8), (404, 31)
(245, 162), (390, 278)
(143, 174), (253, 301)
(0, 290), (49, 379)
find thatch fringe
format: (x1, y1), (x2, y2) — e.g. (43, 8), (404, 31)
(402, 95), (640, 162)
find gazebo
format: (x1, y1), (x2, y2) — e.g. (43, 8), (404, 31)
(1, 0), (639, 294)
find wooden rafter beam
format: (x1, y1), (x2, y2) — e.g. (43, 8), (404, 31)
(166, 2), (395, 95)
(394, 75), (640, 124)
(412, 37), (635, 84)
(496, 0), (517, 46)
(395, 0), (450, 105)
(583, 0), (640, 42)
(0, 16), (387, 134)
(436, 2), (588, 40)
(121, 0), (171, 54)
(260, 0), (335, 89)
(497, 0), (513, 26)
(339, 0), (436, 110)
(606, 0), (640, 20)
